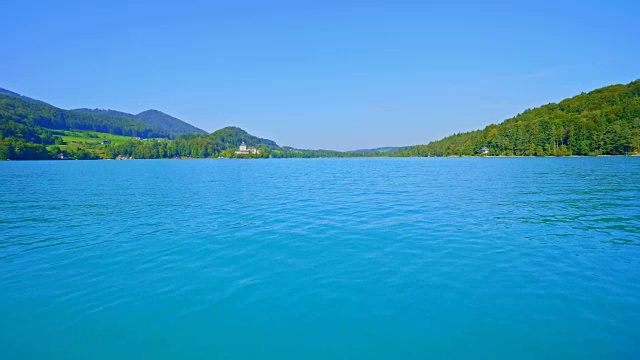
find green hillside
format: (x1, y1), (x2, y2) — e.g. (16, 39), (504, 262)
(134, 110), (207, 136)
(0, 87), (211, 159)
(395, 79), (640, 157)
(0, 87), (50, 106)
(73, 108), (208, 136)
(50, 130), (156, 159)
(0, 93), (170, 138)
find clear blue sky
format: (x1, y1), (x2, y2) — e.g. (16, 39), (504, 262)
(1, 0), (638, 150)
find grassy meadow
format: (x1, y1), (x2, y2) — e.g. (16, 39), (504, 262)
(46, 129), (167, 158)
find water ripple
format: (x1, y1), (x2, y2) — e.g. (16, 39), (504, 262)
(0, 158), (639, 358)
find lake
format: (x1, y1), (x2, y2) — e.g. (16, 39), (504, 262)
(1, 158), (639, 359)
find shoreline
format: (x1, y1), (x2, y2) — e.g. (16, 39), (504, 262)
(4, 154), (640, 161)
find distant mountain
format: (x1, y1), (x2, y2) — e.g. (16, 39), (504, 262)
(72, 108), (207, 136)
(135, 110), (207, 136)
(0, 93), (170, 139)
(347, 146), (409, 154)
(0, 86), (208, 140)
(395, 79), (640, 157)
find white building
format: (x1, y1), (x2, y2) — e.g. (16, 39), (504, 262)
(235, 141), (260, 155)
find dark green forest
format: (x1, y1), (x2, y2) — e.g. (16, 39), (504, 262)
(0, 94), (170, 138)
(73, 108), (208, 137)
(394, 79), (640, 157)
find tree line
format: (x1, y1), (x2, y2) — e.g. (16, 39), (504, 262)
(102, 127), (385, 159)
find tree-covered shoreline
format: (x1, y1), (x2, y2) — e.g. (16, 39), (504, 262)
(2, 79), (640, 160)
(393, 79), (640, 157)
(102, 127), (388, 159)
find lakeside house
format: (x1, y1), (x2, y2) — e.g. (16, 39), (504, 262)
(235, 141), (260, 155)
(479, 146), (489, 155)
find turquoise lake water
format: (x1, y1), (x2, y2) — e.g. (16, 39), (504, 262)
(1, 158), (639, 359)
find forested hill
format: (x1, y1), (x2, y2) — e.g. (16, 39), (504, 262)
(0, 86), (208, 140)
(0, 94), (170, 138)
(210, 126), (278, 147)
(73, 108), (208, 136)
(0, 87), (50, 106)
(134, 110), (207, 136)
(394, 79), (640, 157)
